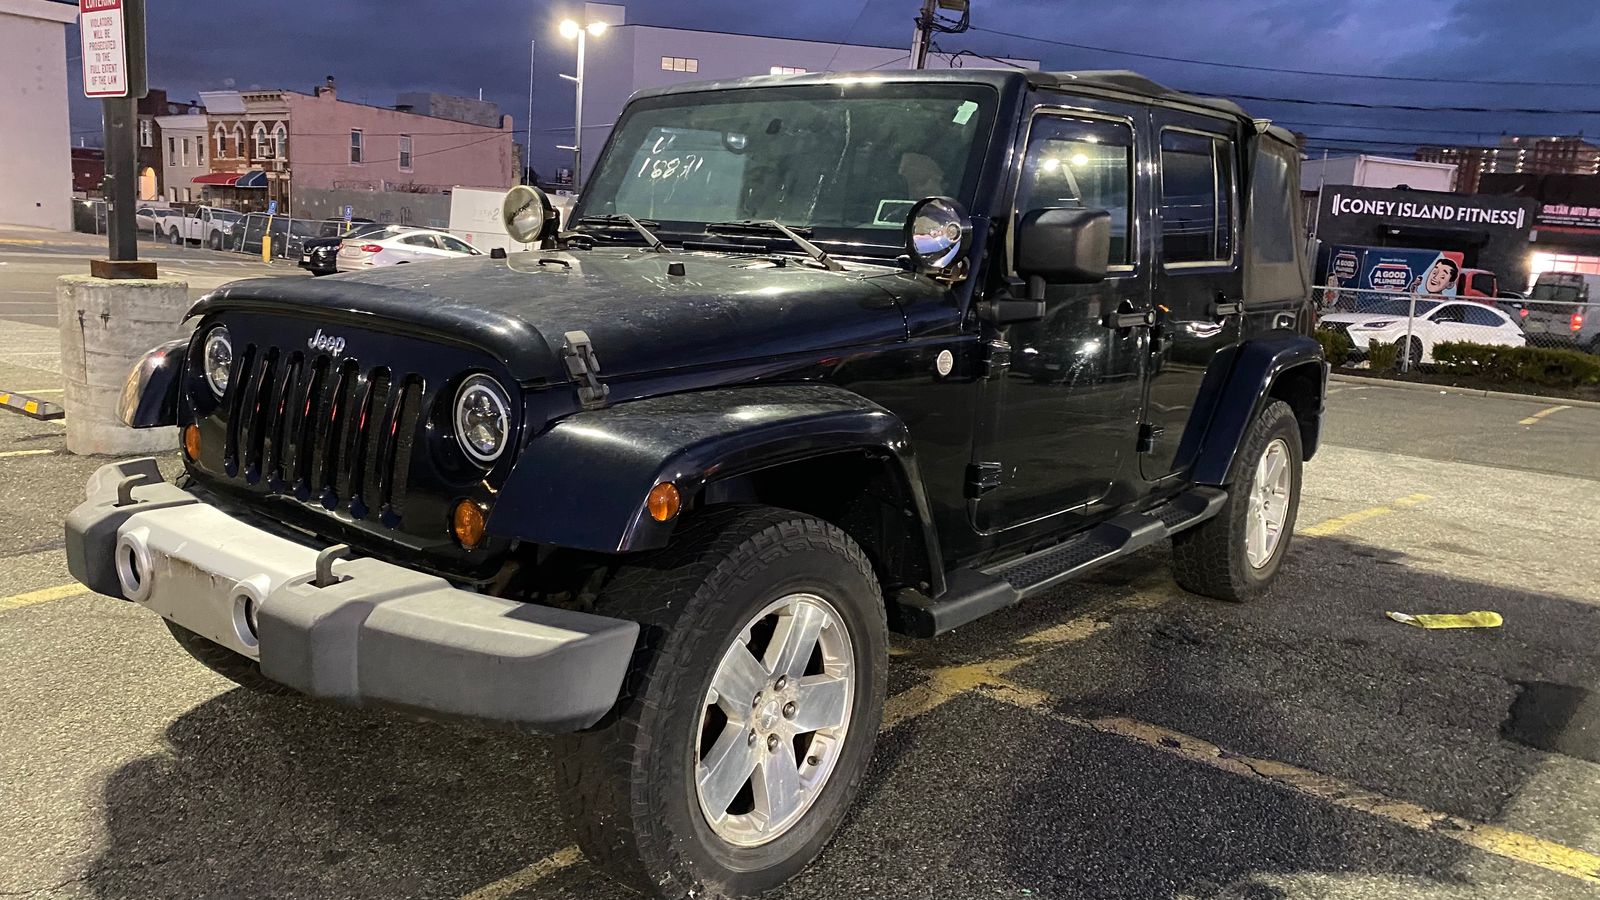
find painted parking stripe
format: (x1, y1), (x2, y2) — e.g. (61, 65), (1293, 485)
(459, 845), (583, 900)
(0, 583), (85, 612)
(1519, 405), (1571, 426)
(1299, 493), (1432, 537)
(981, 680), (1600, 885)
(0, 449), (54, 459)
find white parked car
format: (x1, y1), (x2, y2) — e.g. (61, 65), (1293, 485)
(164, 205), (244, 249)
(135, 206), (178, 234)
(337, 229), (483, 269)
(1321, 299), (1526, 365)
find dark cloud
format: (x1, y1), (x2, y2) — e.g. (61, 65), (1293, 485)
(65, 0), (1600, 169)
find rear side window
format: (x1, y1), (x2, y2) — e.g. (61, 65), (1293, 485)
(1470, 273), (1495, 295)
(1160, 129), (1235, 265)
(1015, 115), (1135, 266)
(1463, 306), (1505, 326)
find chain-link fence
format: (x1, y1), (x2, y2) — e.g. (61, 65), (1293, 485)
(1315, 285), (1598, 374)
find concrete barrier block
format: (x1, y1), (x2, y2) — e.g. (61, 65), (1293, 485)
(57, 275), (191, 456)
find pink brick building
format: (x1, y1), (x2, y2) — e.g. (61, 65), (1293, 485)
(196, 78), (515, 211)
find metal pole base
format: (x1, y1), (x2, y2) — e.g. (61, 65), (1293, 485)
(89, 259), (159, 279)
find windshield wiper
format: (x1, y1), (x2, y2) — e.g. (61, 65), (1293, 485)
(704, 220), (843, 272)
(573, 214), (669, 253)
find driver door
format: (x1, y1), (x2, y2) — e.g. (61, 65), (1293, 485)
(971, 101), (1151, 535)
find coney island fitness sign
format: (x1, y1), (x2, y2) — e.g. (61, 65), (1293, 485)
(1327, 192), (1528, 229)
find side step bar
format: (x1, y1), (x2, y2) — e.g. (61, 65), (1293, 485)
(892, 486), (1227, 638)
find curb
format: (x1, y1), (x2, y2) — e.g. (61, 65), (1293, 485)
(1329, 373), (1600, 410)
(0, 390), (65, 421)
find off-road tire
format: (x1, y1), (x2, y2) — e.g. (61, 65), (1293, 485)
(554, 506), (888, 900)
(1171, 399), (1302, 601)
(163, 620), (295, 695)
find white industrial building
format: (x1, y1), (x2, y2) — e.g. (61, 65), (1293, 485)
(570, 3), (1035, 184)
(0, 0), (77, 229)
(1300, 154), (1458, 193)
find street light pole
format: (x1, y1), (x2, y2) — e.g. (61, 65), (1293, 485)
(558, 18), (605, 191)
(525, 39), (536, 186)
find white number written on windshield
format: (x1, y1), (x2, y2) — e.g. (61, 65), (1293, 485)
(633, 134), (709, 181)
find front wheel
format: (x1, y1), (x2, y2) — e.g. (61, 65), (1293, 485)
(168, 228), (182, 245)
(556, 507), (888, 899)
(1171, 399), (1302, 601)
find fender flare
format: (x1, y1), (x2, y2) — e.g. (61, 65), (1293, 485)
(119, 338), (187, 429)
(485, 384), (944, 577)
(1178, 333), (1326, 486)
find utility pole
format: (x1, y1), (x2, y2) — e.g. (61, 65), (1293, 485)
(909, 0), (969, 70)
(909, 0), (935, 69)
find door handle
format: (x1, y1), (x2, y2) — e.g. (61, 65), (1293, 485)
(1212, 298), (1244, 319)
(1100, 301), (1154, 331)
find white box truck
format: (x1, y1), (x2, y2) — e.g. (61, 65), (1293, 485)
(448, 187), (574, 253)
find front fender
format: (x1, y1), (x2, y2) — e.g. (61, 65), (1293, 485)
(1178, 333), (1326, 486)
(117, 338), (187, 428)
(486, 384), (933, 556)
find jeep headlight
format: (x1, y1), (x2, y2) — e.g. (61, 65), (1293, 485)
(202, 326), (232, 396)
(454, 374), (511, 464)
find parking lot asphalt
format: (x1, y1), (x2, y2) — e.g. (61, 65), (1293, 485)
(1, 248), (1598, 899)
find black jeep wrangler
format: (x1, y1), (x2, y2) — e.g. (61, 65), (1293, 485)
(69, 69), (1322, 898)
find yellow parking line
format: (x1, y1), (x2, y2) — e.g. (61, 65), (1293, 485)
(1300, 493), (1432, 537)
(14, 389), (63, 395)
(0, 583), (85, 612)
(1519, 404), (1571, 426)
(981, 680), (1600, 885)
(0, 448), (53, 459)
(459, 845), (582, 900)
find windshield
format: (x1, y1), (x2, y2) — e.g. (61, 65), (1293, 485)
(575, 82), (998, 255)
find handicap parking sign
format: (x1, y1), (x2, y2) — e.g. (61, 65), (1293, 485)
(343, 205), (354, 221)
(267, 200), (278, 216)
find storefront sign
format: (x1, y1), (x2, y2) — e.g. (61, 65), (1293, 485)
(1327, 191), (1527, 229)
(1537, 203), (1600, 231)
(80, 0), (127, 99)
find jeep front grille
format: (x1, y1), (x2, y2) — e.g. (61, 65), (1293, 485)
(223, 344), (423, 526)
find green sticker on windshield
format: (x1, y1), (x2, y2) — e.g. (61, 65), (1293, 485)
(953, 100), (978, 125)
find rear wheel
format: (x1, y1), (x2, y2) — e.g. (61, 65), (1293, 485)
(168, 228), (182, 245)
(1171, 399), (1302, 601)
(556, 507), (887, 899)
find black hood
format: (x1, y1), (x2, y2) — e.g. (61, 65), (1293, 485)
(190, 250), (942, 384)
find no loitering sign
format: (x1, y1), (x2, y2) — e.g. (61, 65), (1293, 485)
(80, 0), (128, 98)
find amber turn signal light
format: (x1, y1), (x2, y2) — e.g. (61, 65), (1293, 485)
(452, 499), (487, 549)
(182, 425), (201, 460)
(646, 482), (681, 522)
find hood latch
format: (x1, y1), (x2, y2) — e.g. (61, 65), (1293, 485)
(561, 330), (611, 409)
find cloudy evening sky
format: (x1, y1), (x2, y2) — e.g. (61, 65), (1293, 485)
(61, 0), (1600, 174)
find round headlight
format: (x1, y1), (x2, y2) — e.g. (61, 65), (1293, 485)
(454, 374), (511, 464)
(904, 197), (972, 273)
(202, 326), (232, 396)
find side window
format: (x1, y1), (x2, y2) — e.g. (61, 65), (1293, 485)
(1432, 304), (1466, 324)
(1015, 115), (1134, 266)
(1159, 129), (1235, 265)
(400, 234), (434, 247)
(1463, 306), (1504, 327)
(1471, 273), (1495, 295)
(440, 236), (476, 254)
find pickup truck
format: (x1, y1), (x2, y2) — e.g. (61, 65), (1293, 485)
(161, 205), (244, 250)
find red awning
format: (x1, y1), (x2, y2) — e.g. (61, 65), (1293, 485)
(192, 172), (242, 186)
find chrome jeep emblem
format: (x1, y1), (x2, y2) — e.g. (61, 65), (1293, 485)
(308, 328), (347, 357)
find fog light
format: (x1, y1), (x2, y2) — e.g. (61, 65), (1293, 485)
(646, 482), (681, 522)
(183, 424), (201, 460)
(453, 499), (487, 548)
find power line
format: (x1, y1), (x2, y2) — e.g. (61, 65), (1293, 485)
(1274, 120), (1520, 139)
(1226, 92), (1600, 116)
(968, 25), (1600, 89)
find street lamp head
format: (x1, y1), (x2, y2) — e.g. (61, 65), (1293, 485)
(585, 21), (608, 37)
(559, 19), (581, 39)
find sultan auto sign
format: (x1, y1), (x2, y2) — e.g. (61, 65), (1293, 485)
(1537, 203), (1600, 231)
(1327, 191), (1528, 229)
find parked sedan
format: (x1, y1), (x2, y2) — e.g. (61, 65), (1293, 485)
(135, 206), (178, 234)
(336, 229), (482, 269)
(298, 221), (396, 276)
(1320, 298), (1526, 366)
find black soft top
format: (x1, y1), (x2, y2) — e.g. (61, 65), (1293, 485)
(628, 67), (1298, 149)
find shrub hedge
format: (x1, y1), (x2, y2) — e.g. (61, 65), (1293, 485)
(1315, 328), (1352, 367)
(1368, 339), (1401, 372)
(1431, 342), (1600, 387)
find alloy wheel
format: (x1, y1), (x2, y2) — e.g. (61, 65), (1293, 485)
(1245, 438), (1292, 569)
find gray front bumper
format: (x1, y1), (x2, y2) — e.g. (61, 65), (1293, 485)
(65, 459), (638, 732)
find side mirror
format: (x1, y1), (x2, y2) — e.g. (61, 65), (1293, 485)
(1016, 208), (1111, 286)
(502, 184), (559, 244)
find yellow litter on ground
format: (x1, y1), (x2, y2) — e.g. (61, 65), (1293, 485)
(1386, 611), (1503, 629)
